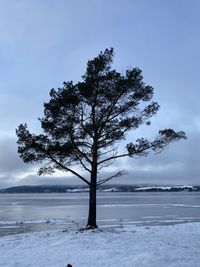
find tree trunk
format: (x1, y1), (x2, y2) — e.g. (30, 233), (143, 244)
(87, 133), (98, 229)
(87, 138), (98, 228)
(86, 179), (97, 228)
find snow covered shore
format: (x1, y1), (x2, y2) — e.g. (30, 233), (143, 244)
(0, 222), (200, 267)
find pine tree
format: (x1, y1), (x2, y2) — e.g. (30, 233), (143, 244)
(16, 48), (186, 228)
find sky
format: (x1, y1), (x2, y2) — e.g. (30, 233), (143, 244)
(0, 0), (199, 188)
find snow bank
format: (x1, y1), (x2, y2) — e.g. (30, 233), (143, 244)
(0, 222), (200, 267)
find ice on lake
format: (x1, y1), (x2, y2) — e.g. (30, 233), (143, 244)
(0, 192), (200, 235)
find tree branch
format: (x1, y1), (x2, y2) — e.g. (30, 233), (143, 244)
(48, 153), (90, 185)
(69, 132), (92, 165)
(98, 92), (124, 135)
(97, 170), (126, 186)
(80, 105), (94, 139)
(98, 147), (118, 157)
(74, 151), (92, 173)
(97, 153), (130, 166)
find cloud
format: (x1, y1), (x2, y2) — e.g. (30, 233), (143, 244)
(0, 127), (199, 189)
(0, 136), (37, 188)
(0, 136), (30, 175)
(0, 0), (200, 188)
(17, 174), (78, 187)
(111, 130), (200, 185)
(0, 136), (88, 188)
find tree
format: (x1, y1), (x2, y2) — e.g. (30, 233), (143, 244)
(16, 48), (186, 229)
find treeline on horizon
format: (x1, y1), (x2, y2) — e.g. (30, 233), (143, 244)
(0, 184), (199, 193)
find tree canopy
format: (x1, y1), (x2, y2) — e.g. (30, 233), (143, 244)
(16, 48), (186, 227)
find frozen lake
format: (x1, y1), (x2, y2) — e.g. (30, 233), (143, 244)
(0, 192), (200, 235)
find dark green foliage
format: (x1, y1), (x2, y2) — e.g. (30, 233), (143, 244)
(16, 47), (186, 183)
(16, 48), (186, 227)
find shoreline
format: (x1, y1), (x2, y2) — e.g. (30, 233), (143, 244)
(1, 217), (200, 237)
(0, 221), (200, 266)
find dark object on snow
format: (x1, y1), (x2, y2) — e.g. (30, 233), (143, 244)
(67, 264), (72, 267)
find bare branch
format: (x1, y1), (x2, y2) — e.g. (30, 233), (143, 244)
(97, 160), (113, 171)
(97, 170), (126, 186)
(97, 153), (130, 166)
(74, 151), (92, 173)
(98, 92), (125, 136)
(98, 147), (118, 157)
(81, 141), (93, 149)
(48, 153), (90, 185)
(80, 105), (94, 139)
(98, 138), (119, 149)
(69, 132), (92, 165)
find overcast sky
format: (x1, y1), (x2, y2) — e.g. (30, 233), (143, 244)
(0, 0), (199, 188)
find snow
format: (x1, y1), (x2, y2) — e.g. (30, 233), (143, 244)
(101, 187), (120, 192)
(134, 185), (195, 191)
(135, 186), (172, 191)
(67, 188), (89, 193)
(0, 222), (200, 267)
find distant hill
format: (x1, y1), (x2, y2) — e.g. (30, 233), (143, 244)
(0, 184), (199, 193)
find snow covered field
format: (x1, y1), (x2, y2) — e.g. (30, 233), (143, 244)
(0, 222), (200, 267)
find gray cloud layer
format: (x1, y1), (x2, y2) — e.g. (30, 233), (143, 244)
(0, 0), (200, 188)
(0, 127), (199, 189)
